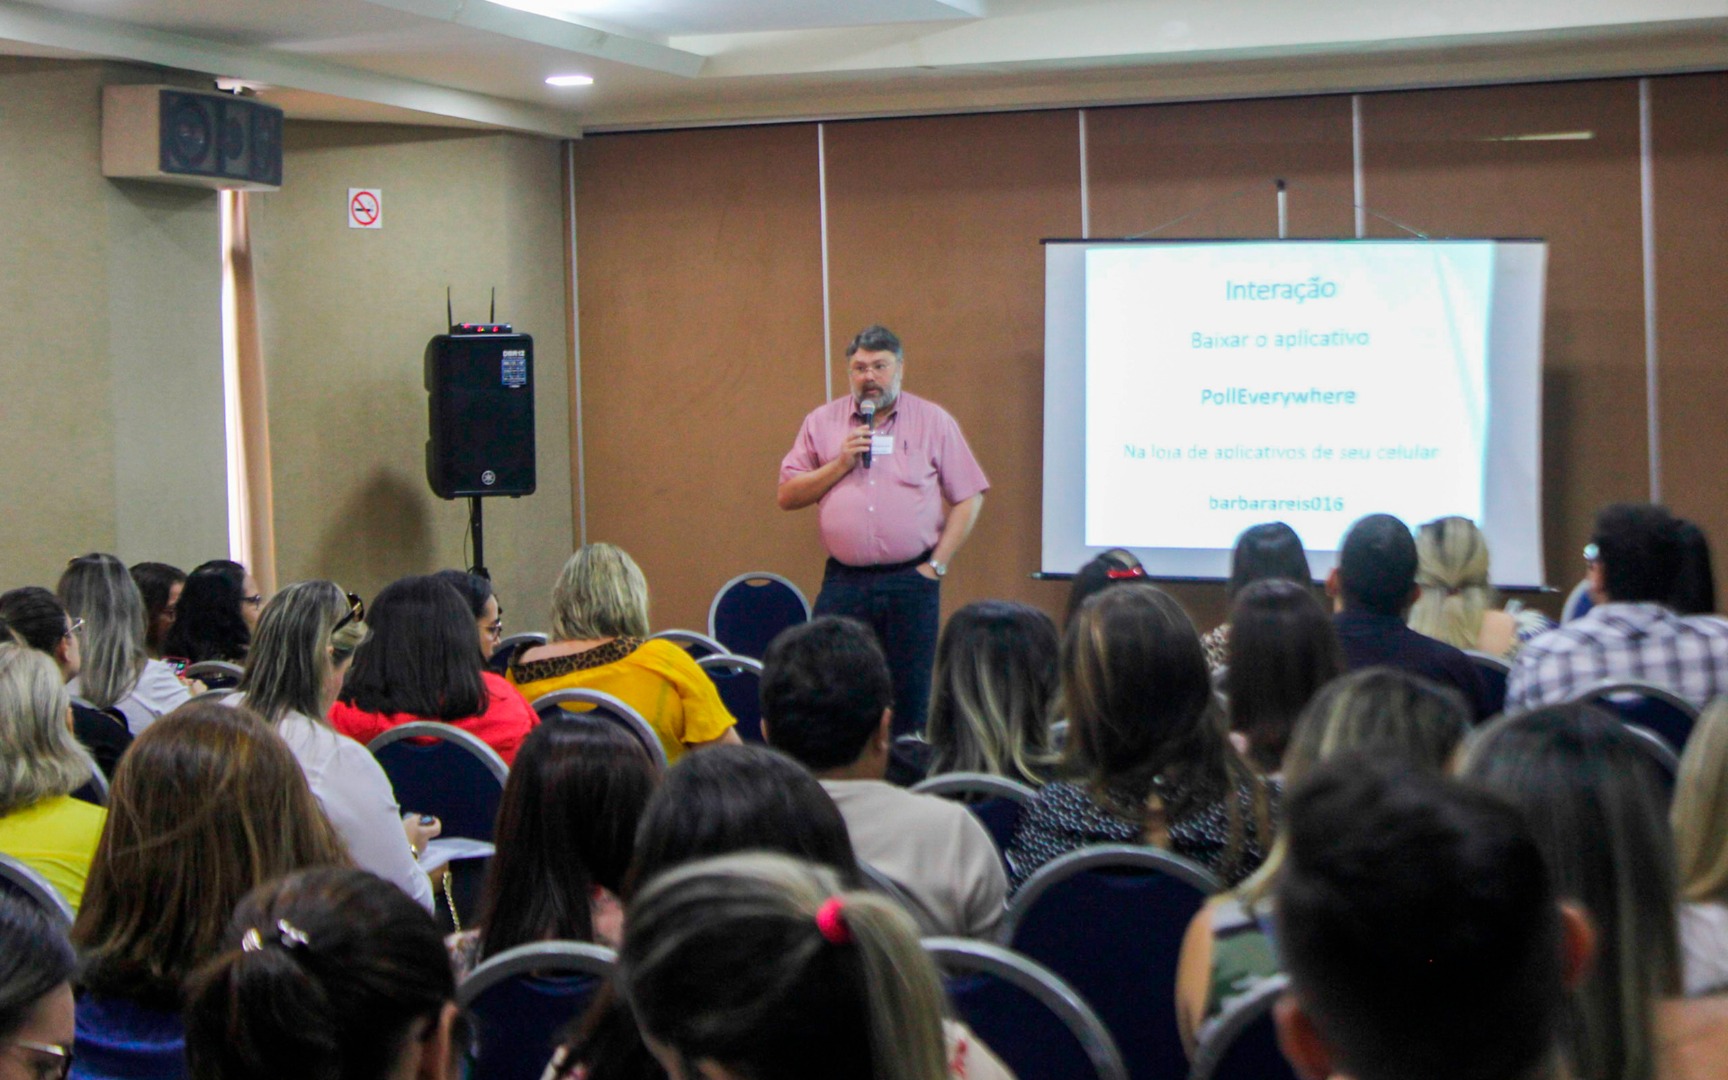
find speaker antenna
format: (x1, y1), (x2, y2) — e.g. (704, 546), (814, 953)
(446, 286), (454, 332)
(489, 286), (496, 324)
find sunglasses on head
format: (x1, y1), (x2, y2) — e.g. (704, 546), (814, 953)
(331, 591), (365, 634)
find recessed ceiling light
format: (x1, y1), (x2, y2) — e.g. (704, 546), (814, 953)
(545, 74), (594, 87)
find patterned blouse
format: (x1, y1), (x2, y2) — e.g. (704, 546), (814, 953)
(1005, 775), (1276, 892)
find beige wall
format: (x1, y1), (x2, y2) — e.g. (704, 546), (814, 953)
(0, 58), (226, 590)
(249, 123), (574, 616)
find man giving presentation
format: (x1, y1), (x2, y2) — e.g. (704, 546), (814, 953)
(778, 324), (988, 735)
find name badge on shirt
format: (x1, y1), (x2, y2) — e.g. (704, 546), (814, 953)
(870, 434), (894, 457)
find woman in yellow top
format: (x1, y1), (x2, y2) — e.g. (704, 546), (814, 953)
(0, 642), (105, 911)
(508, 544), (740, 763)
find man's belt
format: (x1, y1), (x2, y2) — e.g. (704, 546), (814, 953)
(826, 550), (934, 575)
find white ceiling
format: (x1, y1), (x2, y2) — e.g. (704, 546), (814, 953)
(3, 0), (1728, 136)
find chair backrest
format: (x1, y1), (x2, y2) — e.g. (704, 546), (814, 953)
(0, 853), (74, 924)
(925, 937), (1129, 1080)
(1573, 678), (1701, 752)
(457, 941), (616, 1080)
(648, 628), (728, 658)
(367, 722), (509, 842)
(696, 654), (765, 743)
(1561, 578), (1595, 623)
(487, 632), (549, 674)
(708, 572), (811, 659)
(911, 773), (1039, 867)
(1463, 650), (1511, 717)
(1622, 722), (1682, 801)
(1187, 974), (1295, 1080)
(1003, 845), (1221, 1080)
(529, 689), (669, 771)
(182, 660), (244, 689)
(73, 767), (110, 808)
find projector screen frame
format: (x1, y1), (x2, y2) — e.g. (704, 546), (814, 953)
(1039, 235), (1550, 591)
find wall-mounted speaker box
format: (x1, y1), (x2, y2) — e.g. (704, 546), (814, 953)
(102, 85), (284, 191)
(426, 333), (538, 499)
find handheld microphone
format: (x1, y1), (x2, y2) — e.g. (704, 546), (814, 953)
(860, 400), (876, 469)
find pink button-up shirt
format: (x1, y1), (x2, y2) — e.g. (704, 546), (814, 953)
(780, 392), (989, 567)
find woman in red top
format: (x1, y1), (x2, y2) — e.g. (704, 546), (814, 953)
(331, 575), (537, 763)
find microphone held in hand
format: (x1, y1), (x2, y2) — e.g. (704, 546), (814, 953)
(860, 400), (876, 469)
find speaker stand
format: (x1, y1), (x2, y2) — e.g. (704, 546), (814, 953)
(468, 496), (490, 581)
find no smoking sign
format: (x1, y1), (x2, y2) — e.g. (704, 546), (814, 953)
(348, 188), (382, 229)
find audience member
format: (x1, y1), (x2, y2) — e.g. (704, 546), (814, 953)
(551, 744), (867, 1080)
(595, 852), (1010, 1080)
(1063, 547), (1146, 626)
(0, 893), (76, 1080)
(450, 718), (656, 978)
(1273, 758), (1589, 1080)
(925, 600), (1060, 786)
(331, 575), (538, 764)
(0, 587), (132, 778)
(1007, 584), (1276, 890)
(761, 618), (1004, 937)
(1461, 703), (1681, 1080)
(1669, 519), (1717, 616)
(1176, 667), (1471, 1052)
(184, 868), (463, 1080)
(430, 568), (505, 658)
(1673, 697), (1728, 996)
(70, 703), (349, 1080)
(127, 562), (184, 661)
(0, 643), (103, 912)
(1223, 579), (1344, 774)
(233, 581), (434, 910)
(159, 560), (257, 666)
(1409, 515), (1553, 657)
(1508, 504), (1728, 711)
(1327, 514), (1493, 719)
(508, 544), (738, 763)
(59, 553), (190, 733)
(1203, 521), (1311, 671)
(630, 743), (863, 895)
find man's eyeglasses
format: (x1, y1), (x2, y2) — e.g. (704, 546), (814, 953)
(64, 618), (84, 639)
(8, 1039), (73, 1080)
(241, 594), (264, 608)
(1583, 543), (1601, 564)
(331, 591), (366, 635)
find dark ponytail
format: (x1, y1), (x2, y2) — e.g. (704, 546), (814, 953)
(184, 868), (456, 1080)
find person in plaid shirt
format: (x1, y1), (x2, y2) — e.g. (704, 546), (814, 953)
(1506, 504), (1728, 712)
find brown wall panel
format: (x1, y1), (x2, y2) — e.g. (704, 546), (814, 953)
(1085, 96), (1357, 629)
(1088, 96), (1357, 242)
(1652, 73), (1728, 604)
(574, 125), (828, 631)
(823, 111), (1084, 625)
(1361, 81), (1647, 604)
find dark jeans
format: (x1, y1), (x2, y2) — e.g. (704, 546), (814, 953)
(814, 559), (941, 737)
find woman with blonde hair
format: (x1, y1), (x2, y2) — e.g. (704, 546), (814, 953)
(58, 553), (191, 732)
(561, 852), (1007, 1080)
(507, 543), (738, 763)
(1408, 516), (1551, 658)
(0, 642), (104, 911)
(925, 600), (1061, 786)
(1673, 697), (1728, 995)
(1461, 703), (1681, 1080)
(234, 581), (435, 910)
(71, 702), (349, 1079)
(1175, 667), (1471, 1055)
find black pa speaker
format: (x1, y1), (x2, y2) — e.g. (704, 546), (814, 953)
(425, 333), (536, 499)
(160, 90), (284, 186)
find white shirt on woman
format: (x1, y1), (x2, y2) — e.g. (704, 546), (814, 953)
(68, 658), (190, 735)
(227, 696), (434, 911)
